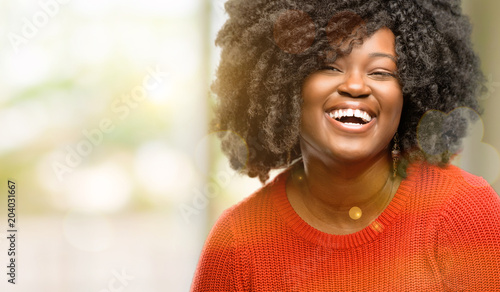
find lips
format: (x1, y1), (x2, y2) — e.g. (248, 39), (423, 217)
(324, 103), (377, 132)
(328, 108), (372, 125)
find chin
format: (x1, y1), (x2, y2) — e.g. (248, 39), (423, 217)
(326, 142), (390, 165)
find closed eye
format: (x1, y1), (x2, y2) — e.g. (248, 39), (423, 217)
(320, 66), (342, 73)
(369, 71), (397, 79)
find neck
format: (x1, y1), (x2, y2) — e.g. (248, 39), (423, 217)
(303, 151), (393, 207)
(287, 152), (400, 234)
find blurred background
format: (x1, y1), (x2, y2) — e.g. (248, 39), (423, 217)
(0, 0), (498, 291)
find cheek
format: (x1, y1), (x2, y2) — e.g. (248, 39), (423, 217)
(299, 106), (319, 134)
(300, 79), (329, 130)
(377, 85), (403, 119)
(299, 102), (327, 145)
(301, 75), (337, 104)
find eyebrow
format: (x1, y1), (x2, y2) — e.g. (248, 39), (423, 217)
(369, 52), (397, 63)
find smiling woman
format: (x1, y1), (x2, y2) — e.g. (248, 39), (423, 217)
(300, 28), (402, 165)
(290, 27), (404, 236)
(191, 0), (500, 290)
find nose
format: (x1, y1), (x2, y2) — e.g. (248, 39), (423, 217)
(337, 71), (371, 98)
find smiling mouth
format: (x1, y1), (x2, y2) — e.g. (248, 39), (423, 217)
(328, 108), (373, 126)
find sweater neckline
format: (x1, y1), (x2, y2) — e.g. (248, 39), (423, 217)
(271, 163), (418, 249)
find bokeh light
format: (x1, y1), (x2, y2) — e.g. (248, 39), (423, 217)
(65, 163), (133, 213)
(63, 211), (115, 252)
(134, 141), (196, 202)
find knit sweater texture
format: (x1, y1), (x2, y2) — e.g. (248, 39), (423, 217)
(191, 162), (500, 291)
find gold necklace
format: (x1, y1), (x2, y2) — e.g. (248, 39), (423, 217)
(349, 174), (395, 221)
(291, 163), (396, 223)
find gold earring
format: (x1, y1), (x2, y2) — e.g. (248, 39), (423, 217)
(391, 133), (400, 178)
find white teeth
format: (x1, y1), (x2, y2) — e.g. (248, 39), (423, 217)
(328, 108), (372, 123)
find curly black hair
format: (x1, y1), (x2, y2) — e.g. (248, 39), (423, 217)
(212, 0), (485, 183)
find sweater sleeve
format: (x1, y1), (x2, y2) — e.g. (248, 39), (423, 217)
(436, 178), (500, 290)
(190, 210), (239, 292)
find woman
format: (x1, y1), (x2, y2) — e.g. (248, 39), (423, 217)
(192, 0), (500, 290)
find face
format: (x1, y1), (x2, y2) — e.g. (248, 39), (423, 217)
(300, 27), (403, 166)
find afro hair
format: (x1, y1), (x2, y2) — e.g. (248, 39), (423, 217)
(211, 0), (485, 183)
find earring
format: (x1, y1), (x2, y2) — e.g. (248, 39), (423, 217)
(286, 149), (292, 165)
(391, 133), (400, 178)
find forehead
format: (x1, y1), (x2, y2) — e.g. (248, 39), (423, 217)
(325, 27), (397, 63)
(360, 28), (396, 55)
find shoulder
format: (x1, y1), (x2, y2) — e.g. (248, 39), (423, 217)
(410, 162), (500, 238)
(431, 163), (498, 209)
(191, 171), (289, 291)
(410, 161), (497, 202)
(425, 164), (500, 287)
(405, 162), (500, 233)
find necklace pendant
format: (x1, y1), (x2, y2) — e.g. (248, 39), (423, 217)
(349, 206), (362, 220)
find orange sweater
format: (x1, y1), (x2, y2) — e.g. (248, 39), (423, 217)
(191, 162), (500, 291)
